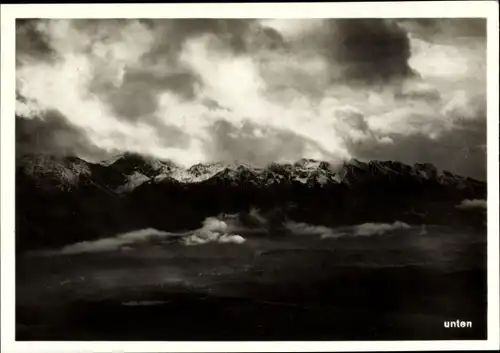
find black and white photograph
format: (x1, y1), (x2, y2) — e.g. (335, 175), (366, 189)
(1, 2), (499, 351)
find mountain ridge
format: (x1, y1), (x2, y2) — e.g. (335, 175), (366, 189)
(16, 152), (485, 192)
(15, 152), (487, 252)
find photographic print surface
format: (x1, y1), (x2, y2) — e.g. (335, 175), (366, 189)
(15, 18), (487, 341)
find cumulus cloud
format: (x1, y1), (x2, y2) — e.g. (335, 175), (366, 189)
(173, 217), (248, 246)
(183, 231), (246, 246)
(201, 217), (229, 233)
(16, 18), (486, 178)
(456, 199), (487, 210)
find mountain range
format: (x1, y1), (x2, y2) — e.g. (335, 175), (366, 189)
(15, 153), (487, 251)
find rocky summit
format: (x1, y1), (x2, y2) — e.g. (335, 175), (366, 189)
(16, 153), (486, 251)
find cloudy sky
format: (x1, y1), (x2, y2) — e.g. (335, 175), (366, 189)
(15, 18), (486, 179)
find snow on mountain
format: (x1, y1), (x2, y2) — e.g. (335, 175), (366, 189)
(116, 171), (151, 193)
(18, 154), (91, 178)
(17, 154), (92, 191)
(16, 153), (484, 194)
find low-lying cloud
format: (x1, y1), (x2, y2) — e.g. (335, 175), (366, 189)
(353, 221), (411, 236)
(53, 228), (179, 255)
(456, 198), (487, 210)
(41, 217), (247, 255)
(35, 205), (466, 255)
(284, 221), (340, 238)
(285, 220), (412, 239)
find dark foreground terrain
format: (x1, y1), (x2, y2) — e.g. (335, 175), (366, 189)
(16, 225), (487, 341)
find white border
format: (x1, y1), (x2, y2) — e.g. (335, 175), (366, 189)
(1, 2), (499, 352)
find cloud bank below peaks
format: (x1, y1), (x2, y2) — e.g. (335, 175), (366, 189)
(38, 216), (247, 255)
(285, 220), (412, 239)
(16, 19), (486, 179)
(456, 199), (487, 210)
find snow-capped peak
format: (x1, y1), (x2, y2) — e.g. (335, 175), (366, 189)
(17, 153), (481, 194)
(17, 154), (92, 190)
(294, 158), (323, 171)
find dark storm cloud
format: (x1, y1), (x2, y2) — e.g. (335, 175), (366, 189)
(92, 68), (200, 121)
(295, 19), (414, 83)
(15, 106), (190, 162)
(329, 19), (414, 81)
(16, 112), (106, 161)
